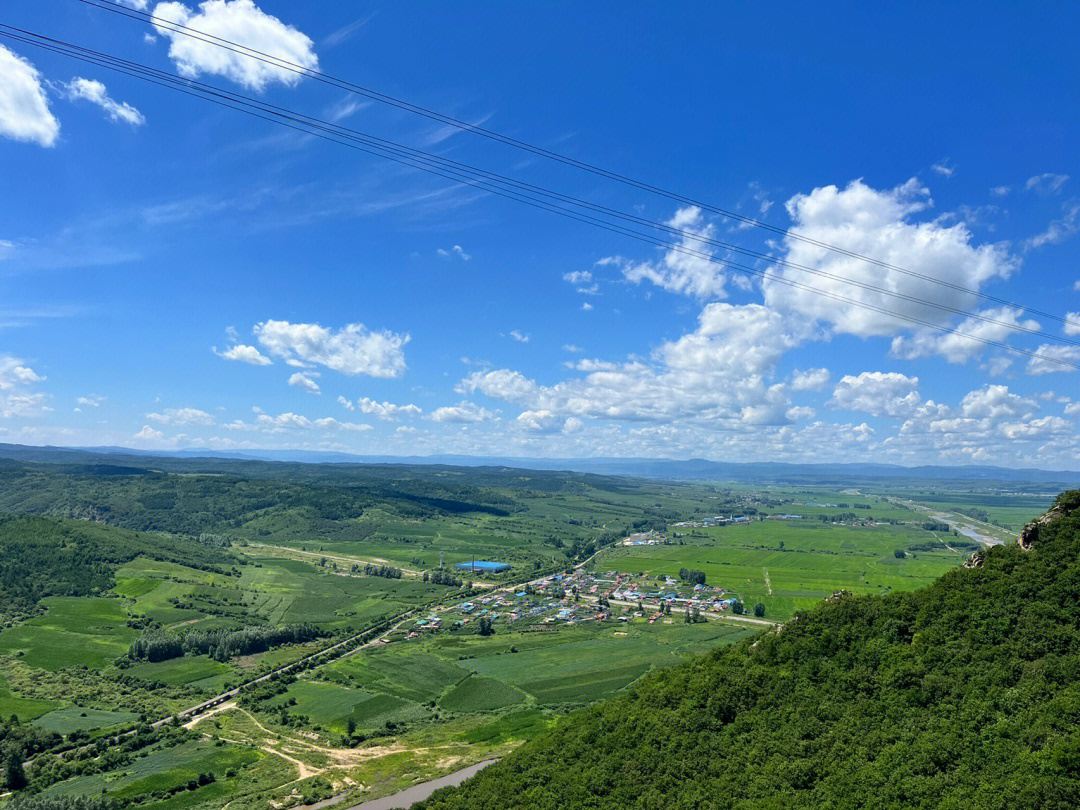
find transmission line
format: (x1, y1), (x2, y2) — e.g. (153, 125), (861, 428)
(73, 0), (1080, 335)
(3, 24), (1077, 371)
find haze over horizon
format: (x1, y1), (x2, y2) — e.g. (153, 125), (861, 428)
(2, 1), (1079, 468)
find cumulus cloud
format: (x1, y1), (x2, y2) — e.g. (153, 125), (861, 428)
(151, 0), (318, 91)
(337, 395), (354, 410)
(133, 425), (164, 441)
(1065, 313), (1080, 338)
(288, 371), (321, 394)
(990, 185), (1011, 197)
(763, 179), (1018, 342)
(889, 307), (1041, 364)
(77, 395), (105, 407)
(64, 78), (145, 126)
(0, 354), (49, 418)
(226, 408), (370, 433)
(1026, 344), (1080, 375)
(618, 206), (728, 299)
(355, 397), (422, 420)
(252, 320), (408, 377)
(429, 401), (496, 423)
(0, 45), (60, 147)
(214, 343), (272, 365)
(829, 372), (922, 418)
(146, 407), (215, 425)
(790, 367), (830, 391)
(509, 330), (529, 343)
(459, 303), (805, 426)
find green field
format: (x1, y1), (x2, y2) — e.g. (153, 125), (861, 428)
(0, 597), (138, 670)
(596, 519), (966, 618)
(33, 706), (140, 735)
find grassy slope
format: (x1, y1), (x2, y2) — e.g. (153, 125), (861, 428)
(419, 494), (1080, 810)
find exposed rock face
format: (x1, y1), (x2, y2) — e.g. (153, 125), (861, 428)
(1020, 495), (1080, 551)
(963, 550), (985, 569)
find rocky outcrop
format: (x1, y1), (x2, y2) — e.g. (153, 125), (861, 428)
(963, 550), (985, 569)
(1019, 493), (1080, 551)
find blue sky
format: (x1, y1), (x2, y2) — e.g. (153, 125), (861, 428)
(1, 0), (1079, 467)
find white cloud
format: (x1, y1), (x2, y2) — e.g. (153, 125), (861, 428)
(429, 401), (496, 423)
(459, 303), (804, 426)
(509, 330), (529, 343)
(829, 372), (922, 418)
(789, 367), (830, 391)
(581, 302), (593, 311)
(619, 206), (728, 299)
(118, 0), (150, 8)
(1024, 202), (1079, 251)
(763, 179), (1018, 341)
(134, 425), (164, 441)
(146, 407), (215, 425)
(563, 270), (592, 284)
(517, 409), (559, 431)
(931, 160), (954, 177)
(288, 371), (321, 394)
(214, 343), (272, 365)
(77, 395), (105, 407)
(151, 0), (318, 91)
(313, 417), (371, 432)
(0, 354), (49, 419)
(337, 395), (354, 410)
(253, 320), (408, 378)
(1026, 344), (1080, 375)
(1064, 313), (1080, 338)
(889, 307), (1041, 364)
(0, 45), (60, 147)
(563, 344), (584, 353)
(436, 245), (470, 261)
(1025, 173), (1069, 195)
(990, 185), (1011, 197)
(960, 385), (1034, 419)
(1065, 402), (1080, 416)
(64, 78), (145, 126)
(355, 397), (422, 420)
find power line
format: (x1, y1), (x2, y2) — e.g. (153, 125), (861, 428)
(73, 0), (1080, 335)
(22, 29), (1073, 349)
(3, 25), (1078, 372)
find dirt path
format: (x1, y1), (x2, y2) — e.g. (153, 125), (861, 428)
(763, 569), (772, 595)
(245, 543), (424, 578)
(184, 700), (236, 729)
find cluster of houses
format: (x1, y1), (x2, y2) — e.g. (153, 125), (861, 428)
(620, 530), (667, 546)
(398, 567), (744, 641)
(672, 514), (754, 529)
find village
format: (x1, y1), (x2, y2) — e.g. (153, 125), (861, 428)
(401, 564), (750, 640)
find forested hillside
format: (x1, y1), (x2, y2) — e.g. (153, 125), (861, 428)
(420, 492), (1080, 810)
(0, 515), (237, 625)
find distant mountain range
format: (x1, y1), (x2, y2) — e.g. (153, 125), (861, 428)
(0, 442), (1077, 485)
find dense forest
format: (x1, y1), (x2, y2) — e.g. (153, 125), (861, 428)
(420, 492), (1080, 810)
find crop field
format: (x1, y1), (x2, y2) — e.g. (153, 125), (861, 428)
(595, 519), (966, 619)
(33, 706), (140, 734)
(0, 597), (138, 670)
(124, 656), (235, 690)
(292, 617), (754, 738)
